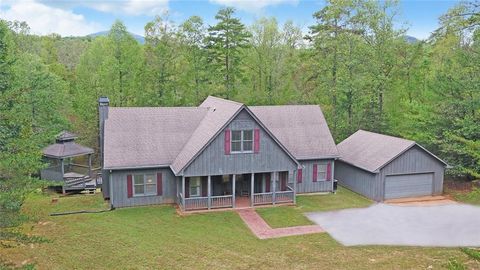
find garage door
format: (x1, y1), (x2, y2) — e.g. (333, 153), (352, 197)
(384, 173), (433, 200)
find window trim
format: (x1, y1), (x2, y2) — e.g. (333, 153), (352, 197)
(316, 164), (327, 181)
(133, 173), (157, 197)
(230, 129), (254, 154)
(189, 177), (201, 197)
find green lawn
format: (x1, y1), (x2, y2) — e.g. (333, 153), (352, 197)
(256, 187), (372, 228)
(1, 189), (479, 269)
(451, 188), (480, 206)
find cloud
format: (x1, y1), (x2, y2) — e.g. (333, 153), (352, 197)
(86, 0), (169, 16)
(0, 1), (102, 36)
(210, 0), (298, 12)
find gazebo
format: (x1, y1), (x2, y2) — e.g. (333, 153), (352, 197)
(41, 131), (98, 193)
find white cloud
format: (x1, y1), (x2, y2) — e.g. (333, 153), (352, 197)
(0, 0), (102, 36)
(87, 0), (169, 16)
(210, 0), (298, 12)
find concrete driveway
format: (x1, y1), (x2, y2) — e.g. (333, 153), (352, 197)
(305, 203), (480, 247)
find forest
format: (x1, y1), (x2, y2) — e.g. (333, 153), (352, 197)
(0, 0), (479, 226)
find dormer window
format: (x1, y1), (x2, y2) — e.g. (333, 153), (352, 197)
(231, 130), (253, 153)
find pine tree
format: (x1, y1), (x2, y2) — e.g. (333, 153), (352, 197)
(206, 7), (251, 99)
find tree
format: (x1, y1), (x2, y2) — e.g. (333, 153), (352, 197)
(179, 16), (209, 104)
(308, 0), (362, 137)
(108, 20), (143, 106)
(143, 13), (183, 106)
(206, 7), (251, 99)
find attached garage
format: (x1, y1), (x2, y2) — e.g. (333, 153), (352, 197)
(334, 130), (448, 202)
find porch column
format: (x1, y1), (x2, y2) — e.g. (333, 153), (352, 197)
(61, 158), (65, 194)
(293, 170), (297, 204)
(250, 173), (254, 207)
(207, 175), (211, 209)
(332, 161), (336, 193)
(232, 175), (236, 208)
(88, 154), (92, 177)
(272, 172), (276, 205)
(181, 176), (186, 211)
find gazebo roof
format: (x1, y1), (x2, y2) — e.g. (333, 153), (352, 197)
(42, 131), (94, 159)
(56, 131), (78, 142)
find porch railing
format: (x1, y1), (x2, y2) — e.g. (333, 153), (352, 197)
(275, 186), (295, 203)
(184, 196), (209, 210)
(211, 195), (233, 209)
(253, 192), (273, 205)
(183, 195), (234, 211)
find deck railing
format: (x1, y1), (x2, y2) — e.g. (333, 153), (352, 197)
(211, 195), (233, 209)
(184, 196), (209, 210)
(275, 186), (295, 203)
(184, 195), (234, 211)
(253, 192), (273, 205)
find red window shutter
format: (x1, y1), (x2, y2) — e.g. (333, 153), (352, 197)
(201, 177), (208, 197)
(297, 168), (303, 184)
(224, 129), (231, 155)
(312, 164), (318, 182)
(326, 162), (332, 181)
(157, 173), (163, 196)
(254, 128), (260, 153)
(185, 178), (190, 198)
(127, 174), (133, 198)
(265, 173), (271, 192)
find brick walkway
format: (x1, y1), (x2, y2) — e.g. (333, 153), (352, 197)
(236, 208), (324, 239)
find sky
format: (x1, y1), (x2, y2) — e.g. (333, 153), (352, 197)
(0, 0), (461, 40)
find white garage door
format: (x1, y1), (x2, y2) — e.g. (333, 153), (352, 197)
(384, 173), (433, 200)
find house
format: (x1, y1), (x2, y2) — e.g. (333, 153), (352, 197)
(99, 96), (339, 210)
(334, 130), (448, 201)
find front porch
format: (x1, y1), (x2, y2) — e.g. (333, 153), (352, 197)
(178, 172), (295, 211)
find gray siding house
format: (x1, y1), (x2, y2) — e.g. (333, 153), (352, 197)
(100, 96), (339, 211)
(335, 130), (448, 201)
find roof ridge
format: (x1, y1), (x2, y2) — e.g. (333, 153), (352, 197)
(109, 106), (204, 110)
(356, 129), (415, 143)
(202, 96), (244, 106)
(250, 104), (319, 108)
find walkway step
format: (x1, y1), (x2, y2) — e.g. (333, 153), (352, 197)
(236, 208), (324, 239)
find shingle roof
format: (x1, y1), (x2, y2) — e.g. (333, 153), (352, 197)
(103, 96), (339, 172)
(43, 141), (94, 158)
(56, 131), (78, 142)
(170, 97), (243, 174)
(337, 130), (441, 173)
(249, 105), (339, 160)
(104, 107), (208, 169)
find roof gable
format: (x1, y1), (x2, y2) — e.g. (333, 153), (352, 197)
(170, 97), (244, 174)
(337, 130), (447, 173)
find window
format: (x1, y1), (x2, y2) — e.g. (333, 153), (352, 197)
(231, 129), (253, 153)
(133, 173), (157, 196)
(317, 164), (327, 181)
(189, 177), (201, 197)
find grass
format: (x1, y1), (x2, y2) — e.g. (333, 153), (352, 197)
(256, 187), (372, 228)
(451, 188), (480, 205)
(0, 189), (479, 269)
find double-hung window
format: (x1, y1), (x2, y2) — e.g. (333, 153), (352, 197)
(133, 174), (157, 196)
(317, 164), (327, 181)
(189, 177), (201, 197)
(231, 130), (253, 153)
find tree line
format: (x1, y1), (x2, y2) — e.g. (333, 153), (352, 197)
(0, 0), (479, 188)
